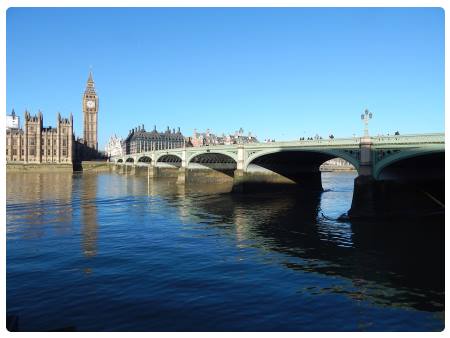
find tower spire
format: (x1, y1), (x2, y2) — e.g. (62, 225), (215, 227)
(85, 70), (96, 94)
(87, 70), (94, 85)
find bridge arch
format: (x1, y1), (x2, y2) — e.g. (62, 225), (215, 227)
(156, 154), (182, 162)
(242, 148), (358, 191)
(137, 156), (152, 163)
(188, 152), (237, 167)
(187, 150), (238, 165)
(353, 149), (446, 217)
(116, 158), (123, 163)
(125, 157), (134, 163)
(187, 152), (237, 180)
(374, 148), (444, 180)
(155, 154), (182, 168)
(245, 148), (359, 172)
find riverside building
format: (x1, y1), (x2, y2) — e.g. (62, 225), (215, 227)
(122, 125), (185, 155)
(190, 127), (258, 147)
(6, 110), (73, 163)
(105, 134), (124, 158)
(6, 71), (101, 165)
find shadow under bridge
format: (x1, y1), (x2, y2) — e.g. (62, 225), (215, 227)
(366, 151), (444, 216)
(187, 152), (237, 183)
(156, 155), (182, 168)
(241, 150), (357, 192)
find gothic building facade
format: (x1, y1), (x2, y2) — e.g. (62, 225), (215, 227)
(6, 110), (73, 163)
(6, 71), (100, 165)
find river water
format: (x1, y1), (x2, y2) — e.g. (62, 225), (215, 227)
(6, 171), (444, 331)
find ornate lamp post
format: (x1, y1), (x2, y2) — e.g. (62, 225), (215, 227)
(361, 108), (373, 137)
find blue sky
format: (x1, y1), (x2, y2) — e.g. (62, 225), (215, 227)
(6, 7), (444, 149)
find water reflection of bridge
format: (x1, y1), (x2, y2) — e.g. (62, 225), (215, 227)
(160, 180), (443, 313)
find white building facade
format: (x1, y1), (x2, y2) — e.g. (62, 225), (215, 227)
(105, 134), (124, 158)
(6, 109), (20, 130)
(190, 128), (258, 147)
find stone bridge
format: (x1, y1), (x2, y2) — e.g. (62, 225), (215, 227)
(112, 133), (444, 218)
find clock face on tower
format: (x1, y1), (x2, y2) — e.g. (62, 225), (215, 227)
(86, 100), (95, 109)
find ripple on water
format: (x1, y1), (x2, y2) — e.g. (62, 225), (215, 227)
(6, 172), (444, 331)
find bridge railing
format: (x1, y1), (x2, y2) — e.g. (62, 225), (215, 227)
(246, 137), (360, 148)
(371, 133), (444, 145)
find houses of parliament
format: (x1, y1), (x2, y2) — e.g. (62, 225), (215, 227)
(6, 72), (99, 164)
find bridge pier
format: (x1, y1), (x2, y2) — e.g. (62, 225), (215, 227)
(134, 166), (149, 176)
(348, 136), (444, 218)
(128, 165), (136, 175)
(176, 167), (187, 185)
(134, 165), (180, 179)
(231, 169), (245, 192)
(348, 175), (378, 218)
(147, 165), (157, 178)
(348, 136), (377, 218)
(349, 177), (444, 219)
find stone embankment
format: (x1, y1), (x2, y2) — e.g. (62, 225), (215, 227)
(6, 163), (74, 172)
(6, 161), (113, 172)
(319, 164), (356, 172)
(78, 161), (112, 172)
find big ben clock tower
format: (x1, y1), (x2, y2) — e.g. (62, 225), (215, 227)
(83, 71), (99, 150)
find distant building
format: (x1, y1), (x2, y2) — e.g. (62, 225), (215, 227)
(320, 158), (355, 171)
(6, 109), (20, 130)
(105, 134), (123, 158)
(323, 158), (352, 167)
(190, 128), (258, 147)
(122, 125), (185, 155)
(191, 129), (224, 147)
(228, 128), (258, 145)
(6, 110), (73, 164)
(184, 136), (194, 147)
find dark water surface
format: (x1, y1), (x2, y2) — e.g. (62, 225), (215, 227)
(6, 171), (444, 331)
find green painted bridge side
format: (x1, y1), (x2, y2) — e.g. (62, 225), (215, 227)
(112, 133), (444, 180)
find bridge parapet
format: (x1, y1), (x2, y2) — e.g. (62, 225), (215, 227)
(244, 138), (360, 149)
(371, 133), (444, 146)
